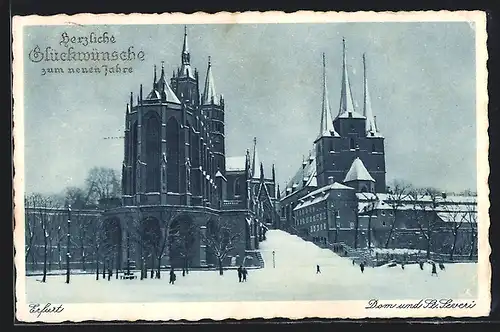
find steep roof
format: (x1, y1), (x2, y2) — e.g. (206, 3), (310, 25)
(156, 63), (181, 104)
(337, 38), (364, 120)
(202, 56), (220, 105)
(343, 157), (375, 183)
(363, 54), (383, 138)
(282, 149), (317, 199)
(318, 53), (339, 139)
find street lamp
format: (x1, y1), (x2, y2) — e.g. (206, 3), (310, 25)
(272, 250), (275, 268)
(66, 204), (71, 284)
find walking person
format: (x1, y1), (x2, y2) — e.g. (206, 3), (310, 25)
(169, 267), (176, 284)
(242, 267), (248, 282)
(360, 262), (365, 274)
(316, 264), (321, 274)
(419, 261), (424, 270)
(107, 268), (112, 281)
(431, 263), (438, 276)
(237, 266), (243, 283)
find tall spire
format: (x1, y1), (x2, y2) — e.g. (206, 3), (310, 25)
(338, 38), (357, 117)
(182, 25), (190, 64)
(319, 53), (338, 138)
(363, 53), (376, 134)
(180, 26), (194, 79)
(153, 64), (157, 89)
(202, 56), (219, 105)
(155, 61), (181, 104)
(252, 137), (261, 179)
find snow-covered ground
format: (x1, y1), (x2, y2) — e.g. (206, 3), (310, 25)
(25, 230), (478, 303)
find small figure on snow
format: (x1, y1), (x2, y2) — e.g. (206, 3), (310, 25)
(360, 262), (365, 274)
(316, 265), (321, 274)
(438, 262), (446, 271)
(107, 269), (112, 281)
(242, 267), (248, 282)
(352, 260), (355, 266)
(169, 268), (177, 284)
(419, 261), (424, 270)
(431, 263), (438, 276)
(401, 262), (405, 270)
(237, 266), (243, 282)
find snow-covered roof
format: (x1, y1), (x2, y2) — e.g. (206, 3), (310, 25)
(226, 156), (246, 172)
(344, 157), (375, 183)
(294, 193), (330, 211)
(215, 170), (227, 182)
(159, 81), (181, 104)
(302, 182), (354, 201)
(281, 149), (317, 199)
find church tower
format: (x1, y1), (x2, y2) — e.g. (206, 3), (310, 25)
(314, 52), (342, 187)
(200, 56), (226, 176)
(325, 39), (387, 193)
(171, 26), (200, 107)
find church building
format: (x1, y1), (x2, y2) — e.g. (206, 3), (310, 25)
(100, 27), (278, 271)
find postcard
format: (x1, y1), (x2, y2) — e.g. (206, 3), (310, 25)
(12, 10), (490, 322)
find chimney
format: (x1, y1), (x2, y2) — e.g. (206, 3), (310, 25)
(328, 176), (335, 185)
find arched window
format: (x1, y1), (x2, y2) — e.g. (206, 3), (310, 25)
(145, 113), (161, 192)
(372, 143), (376, 153)
(234, 178), (241, 197)
(166, 117), (180, 193)
(131, 122), (138, 194)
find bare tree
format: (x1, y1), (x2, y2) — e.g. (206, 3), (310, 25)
(464, 199), (478, 259)
(24, 194), (39, 271)
(30, 194), (63, 282)
(385, 180), (411, 248)
(153, 210), (180, 279)
(440, 199), (466, 260)
(84, 167), (121, 205)
(359, 193), (378, 250)
(171, 220), (198, 275)
(87, 216), (103, 280)
(201, 218), (242, 275)
(412, 187), (441, 259)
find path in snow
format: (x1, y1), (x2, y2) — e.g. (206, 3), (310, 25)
(25, 230), (478, 303)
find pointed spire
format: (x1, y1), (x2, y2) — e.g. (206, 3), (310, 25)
(153, 64), (157, 89)
(140, 84), (143, 102)
(272, 164), (276, 182)
(202, 56), (219, 105)
(130, 92), (133, 108)
(260, 162), (264, 181)
(277, 184), (281, 200)
(160, 61), (165, 81)
(363, 53), (377, 134)
(126, 103), (130, 114)
(252, 137), (261, 179)
(182, 25), (189, 59)
(338, 38), (357, 117)
(319, 53), (338, 138)
(179, 26), (194, 78)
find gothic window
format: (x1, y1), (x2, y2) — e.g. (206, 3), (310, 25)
(349, 138), (355, 150)
(234, 178), (241, 197)
(166, 117), (180, 193)
(131, 122), (138, 194)
(330, 140), (334, 152)
(372, 143), (376, 153)
(145, 114), (161, 192)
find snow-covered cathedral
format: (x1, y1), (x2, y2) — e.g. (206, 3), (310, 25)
(279, 39), (386, 232)
(102, 27), (278, 269)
